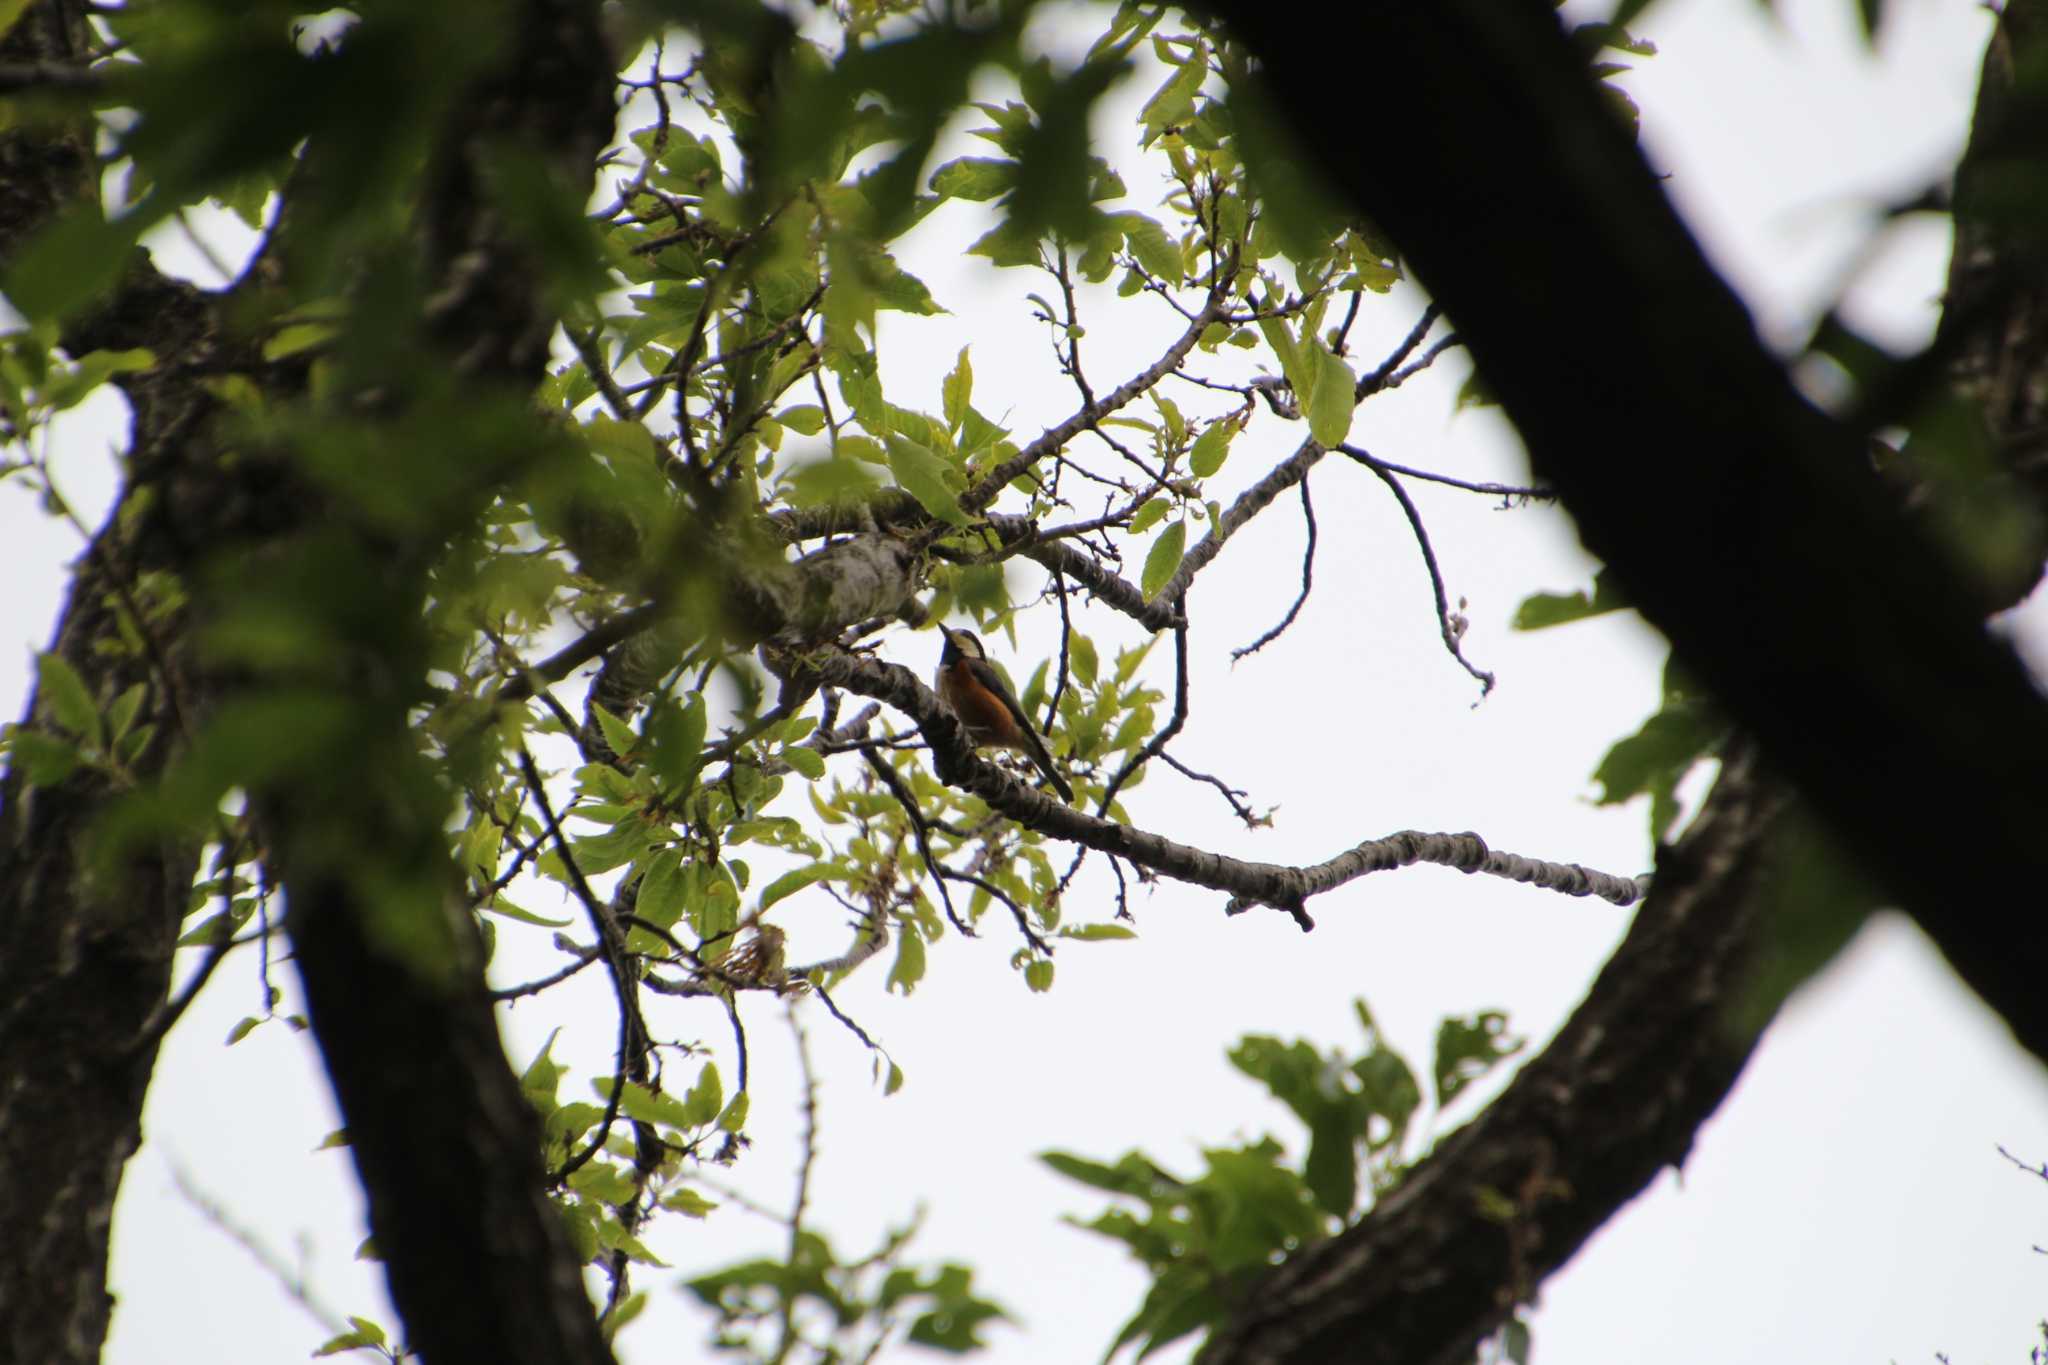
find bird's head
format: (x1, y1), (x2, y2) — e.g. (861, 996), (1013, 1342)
(938, 624), (987, 665)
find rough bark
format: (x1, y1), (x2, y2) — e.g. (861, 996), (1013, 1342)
(260, 6), (621, 1363)
(1193, 4), (2048, 1360)
(1200, 747), (1787, 1365)
(1206, 0), (2048, 1065)
(0, 2), (622, 1361)
(0, 8), (209, 1363)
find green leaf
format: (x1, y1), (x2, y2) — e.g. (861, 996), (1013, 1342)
(1304, 341), (1356, 448)
(942, 346), (973, 430)
(1737, 804), (1880, 1035)
(787, 455), (883, 508)
(717, 1092), (749, 1133)
(1024, 958), (1054, 992)
(649, 695), (707, 778)
(260, 323), (337, 363)
(1514, 568), (1629, 630)
(481, 899), (572, 928)
(226, 1016), (260, 1046)
(759, 862), (834, 911)
(315, 1128), (350, 1150)
(1189, 419), (1236, 478)
(43, 348), (156, 411)
(778, 404), (827, 435)
(681, 1062), (724, 1128)
(888, 920), (927, 994)
(5, 728), (81, 785)
(590, 703), (637, 760)
(1433, 1011), (1525, 1106)
(782, 744), (826, 780)
(521, 1029), (565, 1107)
(886, 432), (971, 527)
(662, 1186), (718, 1218)
(1140, 520), (1186, 602)
(928, 156), (1017, 202)
(1137, 39), (1207, 138)
(1059, 923), (1137, 941)
(1115, 212), (1183, 284)
(1591, 697), (1721, 842)
(35, 652), (101, 749)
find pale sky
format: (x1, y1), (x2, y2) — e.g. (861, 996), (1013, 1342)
(3, 1), (2044, 1363)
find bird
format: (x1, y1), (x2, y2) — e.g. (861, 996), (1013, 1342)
(934, 624), (1074, 803)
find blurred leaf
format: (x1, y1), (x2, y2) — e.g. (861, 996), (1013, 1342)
(1432, 1011), (1525, 1107)
(4, 728), (81, 785)
(1304, 341), (1356, 448)
(35, 652), (101, 749)
(1735, 803), (1879, 1035)
(929, 156), (1016, 202)
(886, 432), (971, 527)
(1514, 568), (1629, 630)
(888, 920), (926, 994)
(759, 862), (834, 911)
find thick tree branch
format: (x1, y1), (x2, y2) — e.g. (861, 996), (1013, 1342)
(1207, 0), (2048, 1062)
(263, 6), (623, 1365)
(787, 650), (1646, 923)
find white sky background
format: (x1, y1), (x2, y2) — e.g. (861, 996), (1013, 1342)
(3, 0), (2046, 1361)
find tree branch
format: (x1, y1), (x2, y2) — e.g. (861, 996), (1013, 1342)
(790, 650), (1646, 925)
(1206, 0), (2048, 1062)
(1201, 745), (1788, 1364)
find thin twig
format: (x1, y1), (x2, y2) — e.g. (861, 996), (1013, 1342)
(1233, 473), (1317, 660)
(1339, 447), (1496, 696)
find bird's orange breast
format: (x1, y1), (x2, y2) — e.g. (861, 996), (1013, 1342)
(942, 664), (1025, 748)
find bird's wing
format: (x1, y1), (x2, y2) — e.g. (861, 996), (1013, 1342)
(969, 658), (1071, 802)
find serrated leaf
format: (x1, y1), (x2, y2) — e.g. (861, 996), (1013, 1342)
(1141, 520), (1186, 602)
(590, 703), (637, 760)
(886, 432), (971, 527)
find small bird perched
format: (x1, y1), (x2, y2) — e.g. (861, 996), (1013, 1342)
(934, 624), (1073, 803)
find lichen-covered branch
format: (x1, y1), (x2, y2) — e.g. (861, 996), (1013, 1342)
(790, 650), (1646, 924)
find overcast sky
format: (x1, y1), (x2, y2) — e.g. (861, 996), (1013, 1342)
(4, 1), (2045, 1362)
